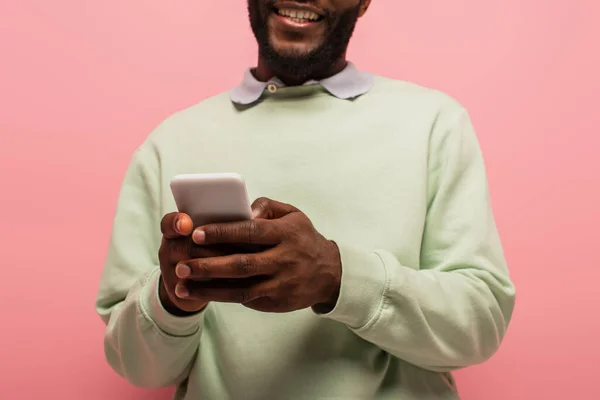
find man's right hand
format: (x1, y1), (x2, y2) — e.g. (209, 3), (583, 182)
(158, 212), (230, 315)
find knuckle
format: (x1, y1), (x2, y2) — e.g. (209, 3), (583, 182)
(275, 277), (288, 294)
(265, 254), (281, 273)
(253, 197), (273, 218)
(214, 224), (228, 238)
(276, 248), (294, 268)
(236, 255), (255, 276)
(194, 261), (210, 277)
(287, 223), (304, 242)
(206, 224), (219, 237)
(160, 213), (175, 234)
(269, 279), (283, 297)
(246, 221), (260, 244)
(261, 221), (274, 236)
(253, 197), (270, 209)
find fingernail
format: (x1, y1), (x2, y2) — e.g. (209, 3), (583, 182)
(174, 217), (182, 233)
(176, 264), (191, 278)
(192, 229), (206, 244)
(252, 209), (260, 219)
(175, 282), (189, 298)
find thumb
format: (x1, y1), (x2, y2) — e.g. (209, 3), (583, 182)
(251, 197), (298, 220)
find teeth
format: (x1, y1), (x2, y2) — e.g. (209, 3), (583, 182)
(277, 8), (320, 21)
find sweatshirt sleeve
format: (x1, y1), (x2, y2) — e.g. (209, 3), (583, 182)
(317, 107), (516, 372)
(95, 142), (205, 389)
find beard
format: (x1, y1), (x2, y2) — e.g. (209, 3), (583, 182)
(247, 0), (361, 81)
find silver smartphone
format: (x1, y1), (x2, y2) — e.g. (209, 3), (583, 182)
(169, 172), (253, 227)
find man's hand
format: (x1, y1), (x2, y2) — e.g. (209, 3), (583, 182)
(173, 198), (342, 313)
(158, 212), (237, 315)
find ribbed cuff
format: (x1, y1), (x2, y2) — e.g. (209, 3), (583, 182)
(315, 244), (389, 329)
(139, 268), (205, 337)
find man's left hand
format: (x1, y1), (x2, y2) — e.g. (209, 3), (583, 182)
(173, 197), (342, 313)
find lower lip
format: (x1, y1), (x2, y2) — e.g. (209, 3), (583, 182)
(273, 12), (321, 29)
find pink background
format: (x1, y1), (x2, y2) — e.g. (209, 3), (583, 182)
(1, 1), (598, 399)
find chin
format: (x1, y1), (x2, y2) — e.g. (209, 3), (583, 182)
(270, 43), (319, 59)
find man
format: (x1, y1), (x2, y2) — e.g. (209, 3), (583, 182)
(96, 0), (516, 398)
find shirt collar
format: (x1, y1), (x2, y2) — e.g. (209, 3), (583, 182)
(229, 62), (374, 105)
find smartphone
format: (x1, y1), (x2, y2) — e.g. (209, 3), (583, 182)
(169, 173), (253, 227)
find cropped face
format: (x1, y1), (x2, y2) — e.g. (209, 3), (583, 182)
(248, 0), (369, 79)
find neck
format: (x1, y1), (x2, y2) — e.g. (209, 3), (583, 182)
(253, 56), (348, 86)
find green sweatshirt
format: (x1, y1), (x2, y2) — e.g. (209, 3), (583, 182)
(96, 75), (515, 399)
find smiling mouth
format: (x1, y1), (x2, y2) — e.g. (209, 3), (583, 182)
(273, 6), (325, 24)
